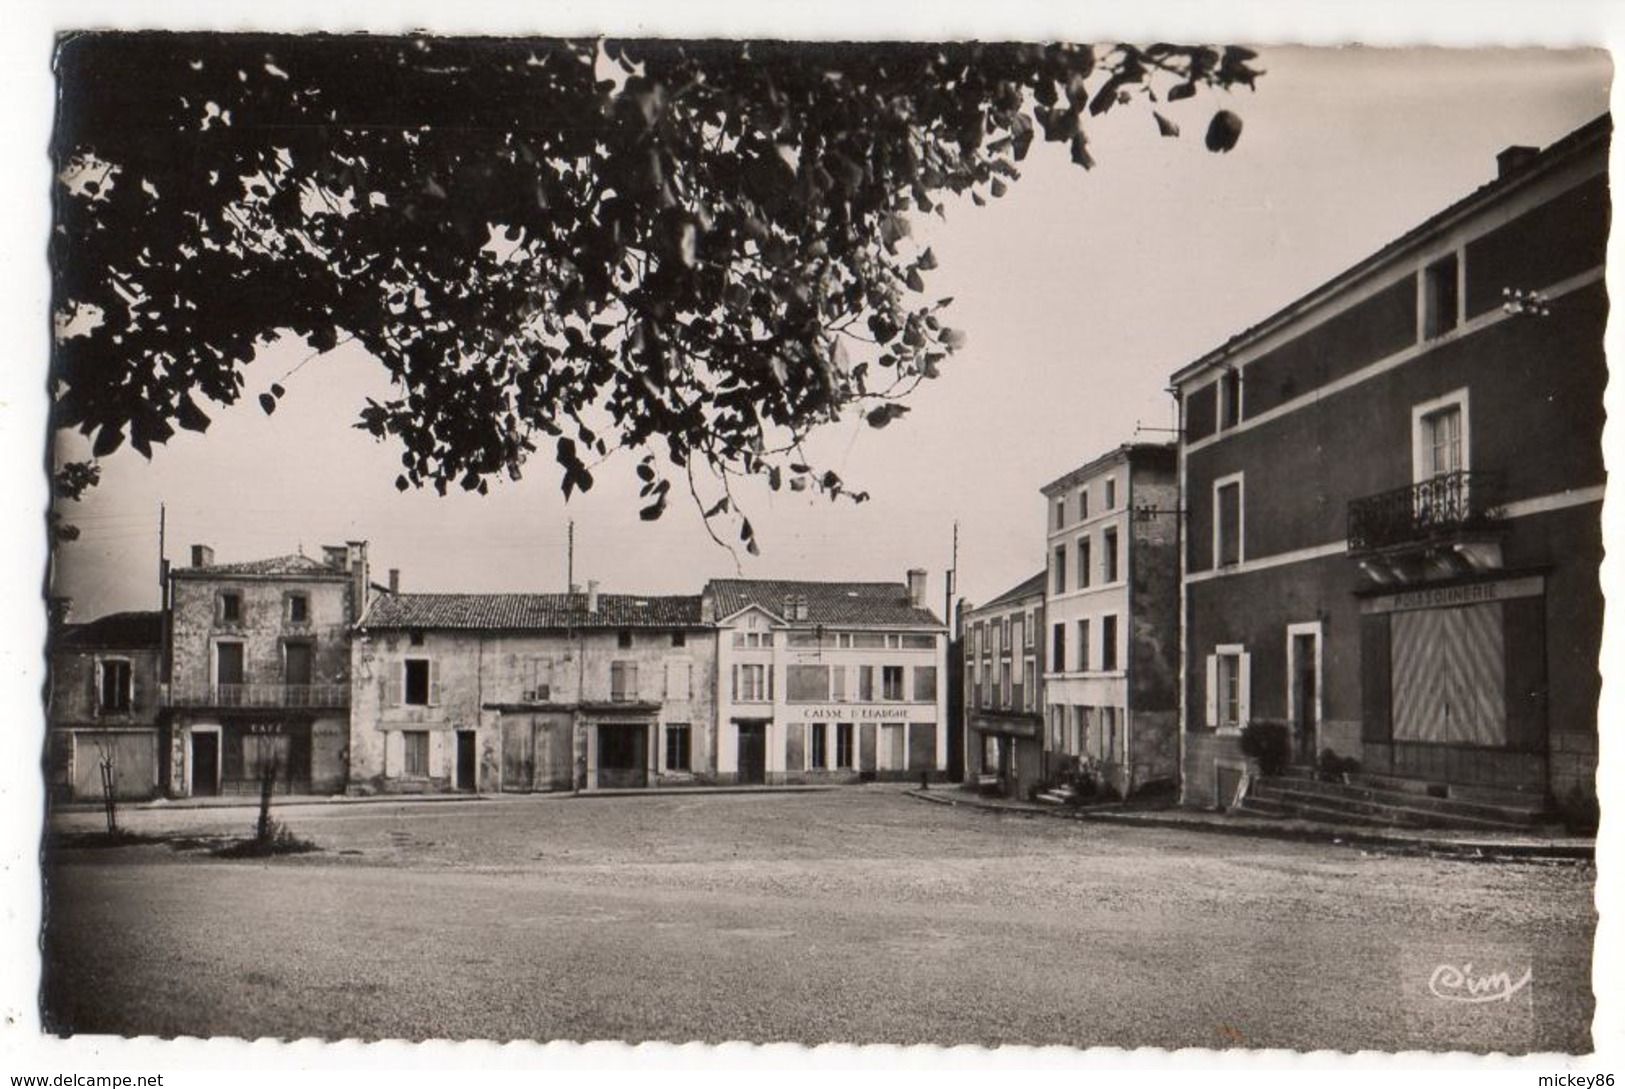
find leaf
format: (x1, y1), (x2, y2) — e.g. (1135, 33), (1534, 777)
(866, 403), (911, 429)
(1168, 81), (1198, 102)
(1154, 112), (1180, 138)
(703, 496), (731, 519)
(91, 425), (124, 457)
(258, 393), (277, 415)
(1205, 110), (1244, 153)
(1070, 132), (1096, 170)
(269, 383), (286, 398)
(639, 493), (667, 520)
(175, 396), (211, 433)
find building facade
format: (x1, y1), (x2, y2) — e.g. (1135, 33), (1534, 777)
(1174, 117), (1607, 811)
(47, 609), (166, 802)
(961, 572), (1046, 799)
(164, 543), (364, 796)
(349, 586), (716, 793)
(1040, 444), (1181, 797)
(703, 575), (949, 784)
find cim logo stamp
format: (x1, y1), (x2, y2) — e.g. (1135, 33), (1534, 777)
(1428, 963), (1533, 1004)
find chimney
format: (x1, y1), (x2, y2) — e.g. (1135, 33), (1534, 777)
(190, 544), (214, 569)
(346, 540), (369, 623)
(1497, 145), (1539, 179)
(906, 568), (927, 609)
(587, 580), (600, 614)
(322, 545), (348, 570)
(388, 568), (400, 594)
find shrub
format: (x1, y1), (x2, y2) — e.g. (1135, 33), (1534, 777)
(1239, 720), (1292, 777)
(1553, 784), (1599, 835)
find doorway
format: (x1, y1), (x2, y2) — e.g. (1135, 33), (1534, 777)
(1287, 623), (1322, 765)
(191, 731), (219, 796)
(455, 730), (477, 792)
(597, 723), (648, 789)
(736, 723), (766, 785)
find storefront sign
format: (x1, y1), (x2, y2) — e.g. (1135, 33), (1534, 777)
(1363, 574), (1544, 615)
(784, 704), (915, 722)
(246, 722), (284, 735)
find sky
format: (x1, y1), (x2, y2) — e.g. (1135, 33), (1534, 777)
(41, 42), (1611, 623)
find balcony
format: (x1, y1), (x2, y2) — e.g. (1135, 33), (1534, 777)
(1347, 471), (1507, 580)
(164, 682), (350, 709)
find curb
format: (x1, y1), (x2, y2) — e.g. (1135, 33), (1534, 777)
(905, 790), (1594, 861)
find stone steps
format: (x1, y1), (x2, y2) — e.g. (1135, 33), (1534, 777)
(1239, 775), (1552, 833)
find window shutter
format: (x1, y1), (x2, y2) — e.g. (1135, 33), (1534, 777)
(731, 664), (738, 702)
(90, 660), (102, 715)
(384, 670), (400, 707)
(628, 663), (639, 700)
(129, 666), (140, 714)
(1204, 655), (1218, 727)
(429, 658), (441, 705)
(767, 665), (774, 701)
(429, 731), (446, 776)
(1239, 653), (1253, 726)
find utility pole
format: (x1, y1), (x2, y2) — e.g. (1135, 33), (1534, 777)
(944, 519), (958, 629)
(567, 520), (575, 591)
(157, 502), (167, 608)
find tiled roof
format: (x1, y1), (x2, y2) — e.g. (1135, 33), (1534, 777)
(55, 611), (164, 650)
(174, 553), (347, 578)
(707, 579), (943, 628)
(361, 592), (705, 631)
(975, 571), (1048, 613)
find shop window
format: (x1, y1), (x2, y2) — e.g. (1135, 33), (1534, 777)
(403, 730), (429, 776)
(809, 723), (828, 769)
(835, 722), (855, 769)
(664, 724), (692, 771)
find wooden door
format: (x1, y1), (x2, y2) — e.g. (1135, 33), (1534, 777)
(501, 715), (534, 791)
(598, 724), (648, 789)
(736, 723), (766, 784)
(455, 730), (477, 791)
(191, 731), (219, 796)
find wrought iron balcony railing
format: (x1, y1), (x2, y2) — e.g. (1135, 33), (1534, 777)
(1347, 470), (1505, 554)
(163, 682), (350, 709)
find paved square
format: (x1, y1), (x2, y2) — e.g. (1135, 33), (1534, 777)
(42, 788), (1594, 1050)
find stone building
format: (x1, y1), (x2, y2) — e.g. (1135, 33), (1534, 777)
(702, 575), (949, 784)
(1172, 116), (1607, 814)
(164, 543), (365, 796)
(47, 608), (166, 802)
(348, 585), (716, 793)
(961, 572), (1046, 799)
(1039, 443), (1181, 797)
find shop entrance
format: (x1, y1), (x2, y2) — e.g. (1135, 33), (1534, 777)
(736, 723), (766, 784)
(597, 723), (648, 789)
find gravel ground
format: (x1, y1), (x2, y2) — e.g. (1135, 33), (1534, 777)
(40, 787), (1595, 1051)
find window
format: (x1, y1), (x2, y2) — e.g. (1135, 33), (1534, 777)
(1219, 368), (1241, 430)
(1077, 619), (1090, 673)
(283, 641), (313, 686)
(97, 658), (132, 713)
(1101, 615), (1118, 671)
(664, 724), (691, 771)
(403, 730), (429, 776)
(980, 661), (992, 707)
(787, 664), (831, 703)
(736, 663), (769, 702)
(832, 665), (848, 701)
(287, 593), (309, 624)
(1214, 475), (1243, 567)
(219, 591), (242, 624)
(882, 666), (904, 701)
(1078, 487), (1090, 520)
(1103, 527), (1119, 583)
(1052, 545), (1067, 594)
(1104, 477), (1117, 510)
(999, 661), (1012, 706)
(1078, 536), (1091, 589)
(610, 661), (639, 701)
(1023, 612), (1034, 649)
(1423, 254), (1459, 339)
(835, 723), (854, 769)
(404, 658), (431, 705)
(912, 665), (938, 702)
(671, 630), (686, 647)
(733, 630), (774, 648)
(1054, 497), (1066, 529)
(1206, 647), (1251, 730)
(617, 629), (634, 649)
(216, 641), (245, 686)
(1051, 624), (1066, 673)
(858, 666), (875, 701)
(1413, 392), (1469, 483)
(409, 630), (425, 646)
(665, 659), (691, 701)
(1023, 660), (1035, 711)
(809, 723), (828, 769)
